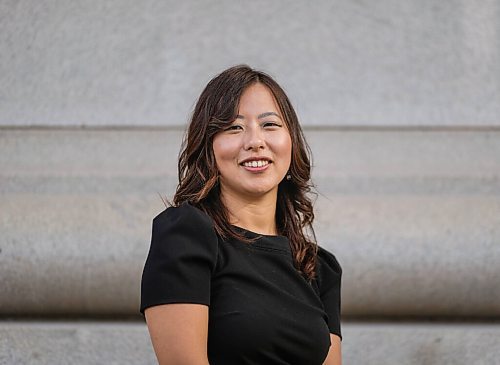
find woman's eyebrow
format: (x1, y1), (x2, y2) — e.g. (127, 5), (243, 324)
(235, 112), (281, 119)
(258, 112), (281, 119)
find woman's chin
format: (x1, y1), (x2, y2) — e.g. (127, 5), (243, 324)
(242, 185), (279, 198)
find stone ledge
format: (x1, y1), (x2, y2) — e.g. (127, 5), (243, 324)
(1, 193), (498, 317)
(1, 129), (499, 316)
(1, 321), (499, 365)
(341, 322), (500, 365)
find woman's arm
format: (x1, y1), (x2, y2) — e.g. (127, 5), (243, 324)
(323, 334), (342, 365)
(145, 303), (210, 365)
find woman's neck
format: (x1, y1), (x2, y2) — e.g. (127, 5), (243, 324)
(220, 190), (278, 236)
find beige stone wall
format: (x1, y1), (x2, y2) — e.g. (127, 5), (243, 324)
(2, 1), (500, 128)
(1, 1), (500, 364)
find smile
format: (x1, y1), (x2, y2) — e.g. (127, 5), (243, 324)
(241, 160), (270, 168)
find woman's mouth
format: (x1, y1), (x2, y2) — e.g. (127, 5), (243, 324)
(242, 160), (270, 168)
(240, 159), (272, 171)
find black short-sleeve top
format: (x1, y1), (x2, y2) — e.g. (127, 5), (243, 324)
(140, 202), (342, 365)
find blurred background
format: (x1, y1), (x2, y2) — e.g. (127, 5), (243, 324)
(1, 1), (499, 364)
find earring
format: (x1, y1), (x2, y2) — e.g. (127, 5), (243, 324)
(286, 173), (291, 181)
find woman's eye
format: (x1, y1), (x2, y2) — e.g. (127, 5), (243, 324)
(224, 125), (243, 131)
(263, 121), (282, 128)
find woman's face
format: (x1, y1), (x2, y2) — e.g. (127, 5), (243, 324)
(212, 83), (292, 202)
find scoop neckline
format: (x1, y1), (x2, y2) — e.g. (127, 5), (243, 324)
(180, 202), (291, 254)
(230, 225), (291, 254)
(230, 224), (284, 238)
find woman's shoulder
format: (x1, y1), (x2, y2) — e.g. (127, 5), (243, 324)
(315, 246), (342, 294)
(153, 202), (215, 237)
(141, 202), (218, 313)
(317, 246), (342, 275)
(153, 201), (215, 230)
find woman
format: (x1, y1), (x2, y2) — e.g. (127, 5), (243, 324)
(140, 65), (342, 364)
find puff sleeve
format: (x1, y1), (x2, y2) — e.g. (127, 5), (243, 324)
(316, 246), (342, 339)
(140, 202), (219, 314)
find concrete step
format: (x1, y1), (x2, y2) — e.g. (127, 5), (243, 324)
(341, 322), (500, 365)
(1, 129), (499, 316)
(1, 321), (499, 365)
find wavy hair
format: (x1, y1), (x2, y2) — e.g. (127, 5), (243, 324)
(173, 65), (318, 280)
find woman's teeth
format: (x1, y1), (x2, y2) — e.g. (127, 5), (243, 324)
(242, 160), (269, 168)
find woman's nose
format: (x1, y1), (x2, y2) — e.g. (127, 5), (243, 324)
(243, 126), (265, 151)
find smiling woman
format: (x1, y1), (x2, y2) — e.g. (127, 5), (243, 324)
(140, 65), (342, 365)
(213, 83), (292, 218)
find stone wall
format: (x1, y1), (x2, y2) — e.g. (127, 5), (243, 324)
(1, 1), (499, 364)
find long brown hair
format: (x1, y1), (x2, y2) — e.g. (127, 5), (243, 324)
(173, 65), (318, 280)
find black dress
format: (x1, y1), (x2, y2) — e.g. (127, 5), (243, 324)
(140, 202), (342, 365)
